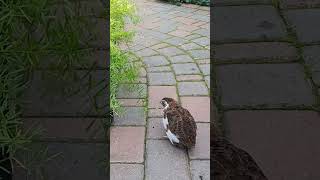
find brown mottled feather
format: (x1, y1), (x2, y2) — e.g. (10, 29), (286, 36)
(163, 101), (197, 149)
(212, 124), (268, 180)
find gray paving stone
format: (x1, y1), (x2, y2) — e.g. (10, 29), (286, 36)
(23, 118), (105, 141)
(279, 0), (320, 9)
(177, 75), (203, 81)
(113, 107), (146, 126)
(303, 45), (320, 86)
(191, 15), (210, 22)
(158, 23), (178, 33)
(178, 82), (209, 96)
(147, 30), (172, 40)
(285, 9), (320, 44)
(170, 55), (194, 63)
(157, 47), (184, 56)
(180, 42), (203, 51)
(213, 6), (287, 43)
(151, 43), (170, 50)
(172, 63), (200, 75)
(189, 50), (210, 59)
(163, 37), (189, 46)
(224, 110), (320, 180)
(147, 118), (166, 139)
(216, 64), (315, 107)
(135, 48), (158, 57)
(197, 59), (210, 64)
(192, 37), (210, 47)
(14, 143), (108, 180)
(110, 127), (145, 163)
(214, 42), (299, 63)
(117, 84), (147, 98)
(145, 140), (190, 180)
(185, 34), (203, 40)
(22, 70), (107, 116)
(148, 72), (176, 85)
(205, 76), (210, 88)
(199, 64), (210, 75)
(213, 0), (271, 5)
(190, 160), (210, 180)
(193, 28), (209, 37)
(147, 66), (172, 72)
(189, 123), (210, 159)
(148, 108), (163, 117)
(129, 44), (146, 52)
(110, 164), (144, 180)
(143, 56), (170, 67)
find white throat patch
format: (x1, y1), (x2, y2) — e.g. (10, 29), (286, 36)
(163, 101), (169, 110)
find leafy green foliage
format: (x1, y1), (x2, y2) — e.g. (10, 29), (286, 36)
(110, 0), (139, 115)
(0, 0), (100, 174)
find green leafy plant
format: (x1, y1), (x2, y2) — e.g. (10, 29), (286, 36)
(110, 0), (139, 115)
(1, 0), (104, 175)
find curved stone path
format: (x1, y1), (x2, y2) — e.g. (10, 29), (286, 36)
(111, 0), (210, 179)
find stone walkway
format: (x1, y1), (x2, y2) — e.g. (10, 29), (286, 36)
(110, 0), (210, 179)
(213, 0), (320, 179)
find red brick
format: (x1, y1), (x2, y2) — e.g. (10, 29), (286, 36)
(188, 123), (210, 159)
(225, 111), (320, 180)
(148, 86), (178, 108)
(110, 127), (145, 163)
(181, 97), (210, 122)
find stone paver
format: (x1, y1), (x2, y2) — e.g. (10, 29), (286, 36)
(113, 107), (146, 126)
(213, 6), (287, 43)
(110, 127), (145, 163)
(199, 64), (210, 75)
(181, 97), (210, 122)
(135, 48), (158, 57)
(213, 0), (271, 6)
(145, 140), (190, 180)
(143, 56), (170, 67)
(211, 1), (318, 179)
(118, 99), (144, 106)
(172, 63), (200, 75)
(23, 118), (105, 140)
(110, 164), (144, 180)
(177, 75), (203, 81)
(147, 66), (172, 72)
(285, 9), (320, 44)
(214, 42), (299, 63)
(148, 108), (163, 117)
(190, 160), (210, 180)
(147, 118), (166, 139)
(188, 123), (210, 160)
(224, 111), (320, 180)
(148, 72), (176, 85)
(189, 50), (210, 59)
(303, 45), (320, 86)
(148, 86), (178, 108)
(117, 84), (147, 99)
(216, 64), (315, 107)
(14, 143), (108, 180)
(170, 55), (194, 63)
(178, 82), (209, 96)
(113, 0), (210, 179)
(279, 0), (320, 9)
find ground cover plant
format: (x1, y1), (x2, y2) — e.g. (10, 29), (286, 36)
(0, 0), (104, 176)
(110, 0), (139, 115)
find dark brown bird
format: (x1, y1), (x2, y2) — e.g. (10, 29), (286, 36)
(160, 97), (197, 149)
(212, 122), (268, 180)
